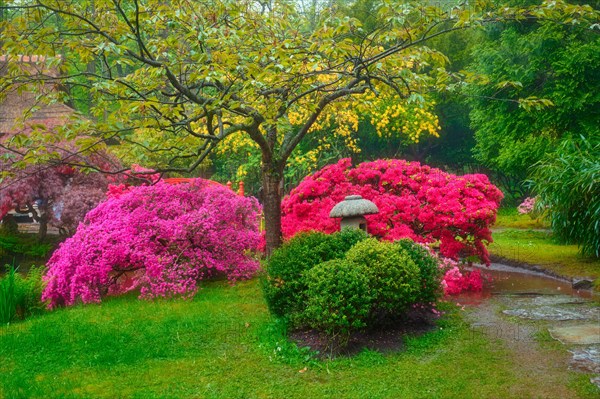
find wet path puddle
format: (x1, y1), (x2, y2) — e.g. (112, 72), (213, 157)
(456, 263), (600, 389)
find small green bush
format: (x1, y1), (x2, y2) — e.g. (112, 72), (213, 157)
(345, 238), (420, 318)
(0, 234), (53, 258)
(0, 265), (47, 323)
(262, 229), (368, 317)
(302, 259), (373, 344)
(16, 266), (47, 318)
(395, 239), (443, 304)
(263, 233), (444, 348)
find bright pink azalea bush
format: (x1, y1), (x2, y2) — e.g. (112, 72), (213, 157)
(438, 257), (483, 295)
(42, 180), (261, 308)
(282, 158), (503, 265)
(443, 269), (484, 296)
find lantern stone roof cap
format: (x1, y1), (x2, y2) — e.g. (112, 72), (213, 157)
(329, 195), (379, 218)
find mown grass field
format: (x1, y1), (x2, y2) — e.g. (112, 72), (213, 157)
(1, 279), (596, 399)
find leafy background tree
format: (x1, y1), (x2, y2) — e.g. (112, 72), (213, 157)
(465, 11), (600, 200)
(0, 125), (121, 240)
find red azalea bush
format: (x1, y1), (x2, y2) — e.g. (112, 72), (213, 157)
(282, 158), (503, 264)
(42, 179), (261, 308)
(438, 258), (483, 296)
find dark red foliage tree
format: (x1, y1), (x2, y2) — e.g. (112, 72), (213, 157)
(0, 121), (122, 240)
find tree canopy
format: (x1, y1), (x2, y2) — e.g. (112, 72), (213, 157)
(1, 0), (597, 252)
(467, 14), (600, 184)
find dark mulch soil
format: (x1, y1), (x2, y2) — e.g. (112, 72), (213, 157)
(289, 309), (439, 358)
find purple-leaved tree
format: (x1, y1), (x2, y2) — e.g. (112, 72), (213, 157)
(0, 121), (122, 240)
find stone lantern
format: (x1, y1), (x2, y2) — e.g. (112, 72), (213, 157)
(329, 195), (379, 231)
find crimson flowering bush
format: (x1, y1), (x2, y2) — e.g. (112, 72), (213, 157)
(442, 268), (483, 295)
(438, 257), (483, 296)
(282, 158), (503, 264)
(42, 180), (261, 308)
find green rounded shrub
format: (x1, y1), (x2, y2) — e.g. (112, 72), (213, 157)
(345, 238), (420, 317)
(302, 259), (373, 341)
(395, 239), (443, 304)
(262, 229), (368, 317)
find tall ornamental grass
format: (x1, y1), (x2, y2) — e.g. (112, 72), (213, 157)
(0, 265), (46, 323)
(531, 136), (599, 257)
(0, 265), (17, 323)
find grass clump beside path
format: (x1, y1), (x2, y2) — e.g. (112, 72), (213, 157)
(492, 211), (600, 281)
(0, 280), (596, 399)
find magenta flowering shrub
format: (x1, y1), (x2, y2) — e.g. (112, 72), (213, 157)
(282, 158), (503, 264)
(42, 180), (261, 308)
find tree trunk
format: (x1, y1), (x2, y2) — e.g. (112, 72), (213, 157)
(27, 202), (48, 242)
(262, 164), (284, 256)
(38, 216), (48, 243)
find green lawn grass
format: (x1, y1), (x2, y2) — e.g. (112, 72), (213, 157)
(490, 224), (600, 281)
(494, 208), (550, 230)
(0, 280), (595, 399)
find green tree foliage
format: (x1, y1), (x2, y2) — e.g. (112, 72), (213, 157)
(531, 135), (600, 257)
(425, 28), (481, 169)
(467, 15), (600, 185)
(1, 0), (596, 252)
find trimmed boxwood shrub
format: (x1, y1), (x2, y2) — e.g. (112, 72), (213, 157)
(345, 238), (420, 318)
(262, 229), (368, 317)
(264, 232), (444, 347)
(302, 259), (373, 343)
(395, 239), (443, 304)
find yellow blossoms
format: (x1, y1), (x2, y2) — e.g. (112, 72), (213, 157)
(372, 101), (440, 144)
